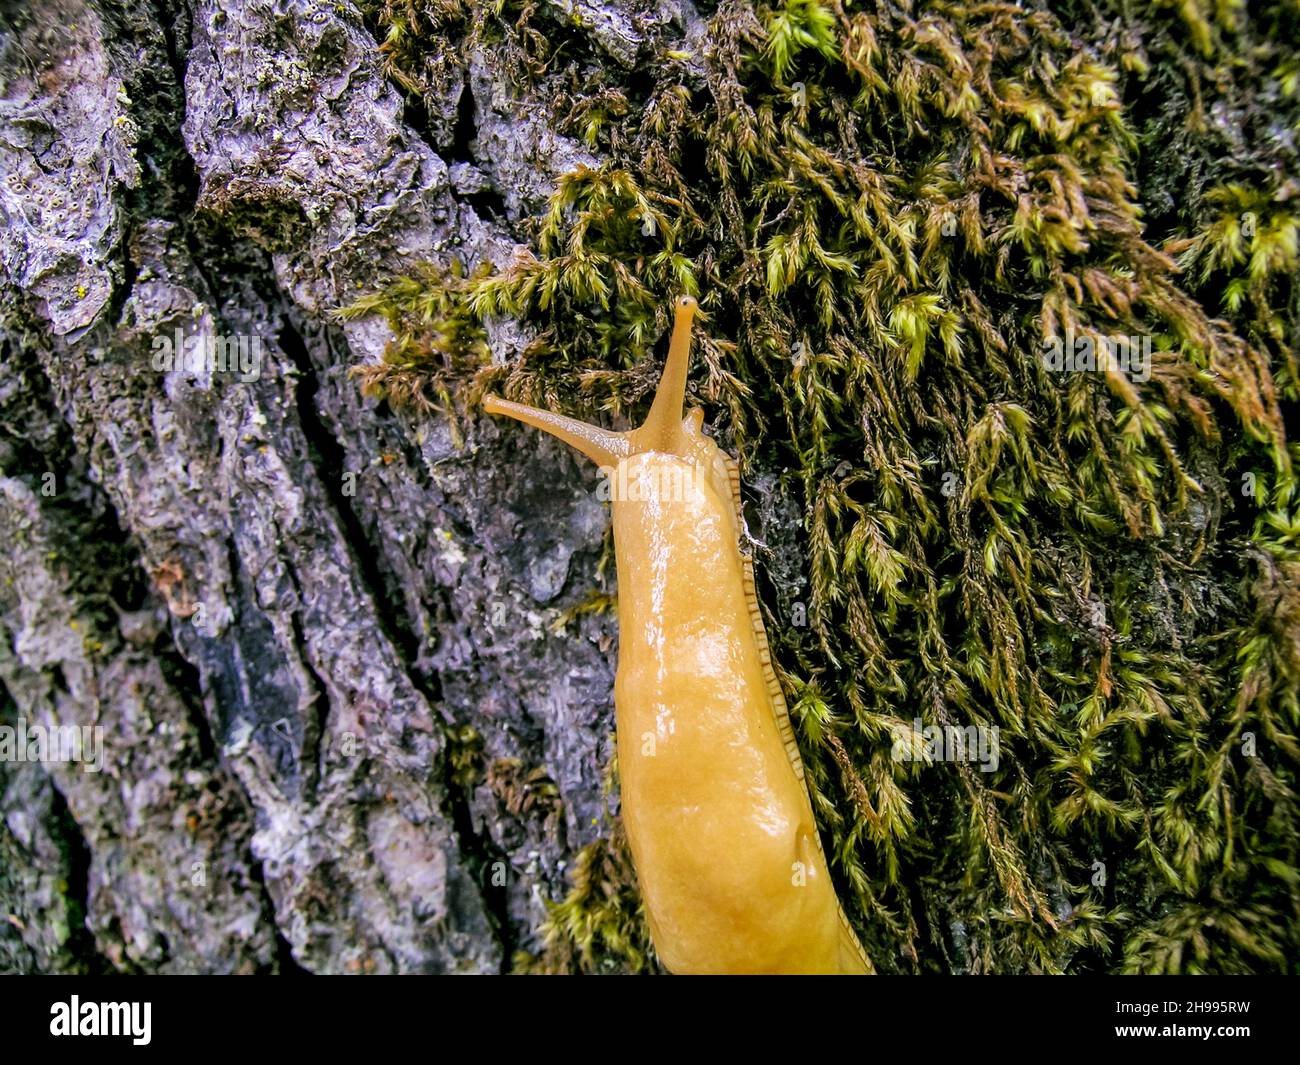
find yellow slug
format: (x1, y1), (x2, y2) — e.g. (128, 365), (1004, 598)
(483, 296), (871, 975)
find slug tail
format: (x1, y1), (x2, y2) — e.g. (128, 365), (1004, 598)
(636, 295), (697, 452)
(482, 395), (630, 469)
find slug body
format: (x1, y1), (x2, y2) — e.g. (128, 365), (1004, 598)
(484, 297), (870, 975)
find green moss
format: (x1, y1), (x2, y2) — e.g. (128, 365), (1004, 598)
(336, 260), (492, 444)
(345, 0), (1300, 974)
(512, 828), (660, 974)
(548, 590), (617, 635)
(445, 724), (484, 791)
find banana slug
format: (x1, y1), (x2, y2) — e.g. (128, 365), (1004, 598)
(483, 296), (871, 975)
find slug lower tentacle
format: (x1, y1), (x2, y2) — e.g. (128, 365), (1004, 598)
(484, 296), (872, 975)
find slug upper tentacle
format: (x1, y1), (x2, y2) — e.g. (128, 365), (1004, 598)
(483, 295), (872, 975)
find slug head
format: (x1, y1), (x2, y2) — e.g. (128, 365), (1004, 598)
(483, 296), (726, 481)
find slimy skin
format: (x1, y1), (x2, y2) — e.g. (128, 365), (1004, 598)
(483, 297), (871, 975)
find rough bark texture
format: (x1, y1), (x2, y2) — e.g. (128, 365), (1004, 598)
(1, 0), (1296, 974)
(0, 0), (618, 974)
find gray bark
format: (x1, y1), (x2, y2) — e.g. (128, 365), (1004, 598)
(0, 0), (649, 973)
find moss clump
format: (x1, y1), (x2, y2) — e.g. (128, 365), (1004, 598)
(337, 260), (492, 443)
(347, 0), (1299, 973)
(512, 827), (661, 974)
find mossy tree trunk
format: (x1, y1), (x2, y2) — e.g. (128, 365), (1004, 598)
(1, 0), (1296, 973)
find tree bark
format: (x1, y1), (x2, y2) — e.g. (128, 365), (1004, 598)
(1, 0), (622, 974)
(1, 0), (1296, 974)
